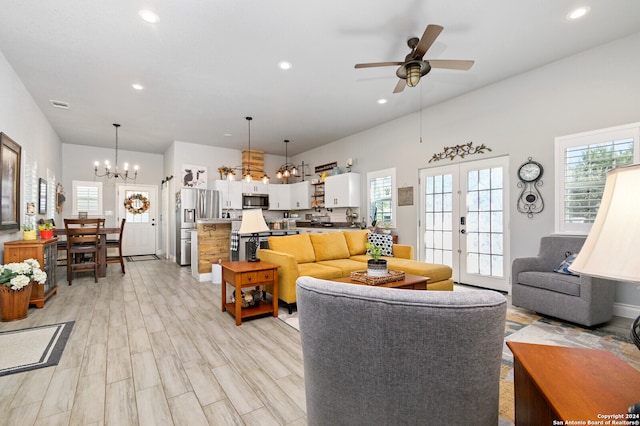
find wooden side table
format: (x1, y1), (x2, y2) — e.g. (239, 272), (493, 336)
(507, 341), (640, 425)
(221, 261), (279, 326)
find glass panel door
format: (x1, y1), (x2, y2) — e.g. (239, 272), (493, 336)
(419, 156), (510, 292)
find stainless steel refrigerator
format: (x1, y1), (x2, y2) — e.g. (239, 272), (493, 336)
(176, 188), (220, 266)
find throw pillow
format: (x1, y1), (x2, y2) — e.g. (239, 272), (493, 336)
(367, 233), (393, 257)
(554, 252), (580, 276)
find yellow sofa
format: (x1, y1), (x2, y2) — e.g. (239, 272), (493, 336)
(258, 230), (454, 311)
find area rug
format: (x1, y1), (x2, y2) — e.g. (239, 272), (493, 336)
(126, 254), (160, 262)
(0, 321), (74, 377)
(277, 305), (639, 425)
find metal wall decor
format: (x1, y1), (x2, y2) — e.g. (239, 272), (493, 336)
(516, 157), (544, 218)
(429, 141), (492, 163)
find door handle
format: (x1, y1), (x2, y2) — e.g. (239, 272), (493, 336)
(460, 229), (466, 234)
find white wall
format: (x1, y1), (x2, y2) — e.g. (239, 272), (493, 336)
(295, 32), (640, 314)
(0, 50), (62, 257)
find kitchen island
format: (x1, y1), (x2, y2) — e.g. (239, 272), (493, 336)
(191, 219), (233, 282)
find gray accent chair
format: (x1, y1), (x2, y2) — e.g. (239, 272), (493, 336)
(296, 276), (507, 426)
(512, 235), (615, 327)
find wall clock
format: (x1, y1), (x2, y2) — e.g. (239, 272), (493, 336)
(517, 157), (544, 218)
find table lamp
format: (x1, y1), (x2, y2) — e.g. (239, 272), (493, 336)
(569, 163), (640, 413)
(239, 209), (269, 262)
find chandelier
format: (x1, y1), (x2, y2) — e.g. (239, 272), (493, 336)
(243, 116), (270, 184)
(275, 139), (298, 180)
(94, 123), (138, 181)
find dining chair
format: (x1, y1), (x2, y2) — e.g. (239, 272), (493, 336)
(106, 218), (126, 273)
(64, 218), (102, 285)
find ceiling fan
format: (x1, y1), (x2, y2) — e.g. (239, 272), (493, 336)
(355, 24), (474, 93)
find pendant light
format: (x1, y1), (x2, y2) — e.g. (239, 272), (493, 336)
(94, 123), (139, 181)
(275, 139), (298, 180)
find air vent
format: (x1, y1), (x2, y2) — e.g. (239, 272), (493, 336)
(49, 99), (69, 109)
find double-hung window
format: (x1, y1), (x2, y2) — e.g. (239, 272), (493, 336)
(555, 122), (639, 234)
(367, 168), (396, 228)
(72, 181), (103, 216)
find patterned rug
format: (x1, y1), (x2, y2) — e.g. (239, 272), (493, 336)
(278, 305), (640, 424)
(0, 321), (74, 377)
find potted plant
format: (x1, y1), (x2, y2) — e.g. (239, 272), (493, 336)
(22, 224), (36, 240)
(39, 222), (55, 239)
(0, 258), (47, 321)
(365, 242), (388, 277)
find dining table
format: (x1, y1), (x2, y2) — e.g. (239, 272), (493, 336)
(54, 226), (121, 278)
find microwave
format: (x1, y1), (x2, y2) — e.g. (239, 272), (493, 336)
(242, 193), (269, 209)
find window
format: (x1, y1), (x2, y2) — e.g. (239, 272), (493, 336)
(555, 123), (639, 234)
(367, 168), (396, 228)
(72, 181), (103, 216)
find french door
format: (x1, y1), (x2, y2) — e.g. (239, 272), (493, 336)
(116, 184), (158, 256)
(418, 156), (510, 292)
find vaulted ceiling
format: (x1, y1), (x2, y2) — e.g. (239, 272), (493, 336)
(1, 1), (639, 156)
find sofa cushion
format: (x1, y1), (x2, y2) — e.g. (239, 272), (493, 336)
(343, 230), (370, 256)
(268, 234), (315, 264)
(317, 259), (367, 277)
(517, 271), (580, 297)
(298, 262), (343, 280)
(310, 232), (350, 261)
(367, 233), (394, 257)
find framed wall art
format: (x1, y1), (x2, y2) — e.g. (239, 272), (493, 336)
(0, 132), (21, 233)
(39, 178), (47, 214)
(398, 186), (414, 206)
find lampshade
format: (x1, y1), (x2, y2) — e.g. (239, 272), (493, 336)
(238, 209), (269, 235)
(570, 163), (640, 283)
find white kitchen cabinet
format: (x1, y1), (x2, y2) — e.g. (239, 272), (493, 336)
(291, 181), (311, 210)
(268, 184), (291, 210)
(242, 181), (268, 194)
(324, 173), (360, 207)
(215, 180), (243, 210)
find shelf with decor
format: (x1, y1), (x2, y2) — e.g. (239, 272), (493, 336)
(311, 182), (325, 210)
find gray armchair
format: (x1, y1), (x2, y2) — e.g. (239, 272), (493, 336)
(296, 276), (506, 426)
(512, 235), (615, 326)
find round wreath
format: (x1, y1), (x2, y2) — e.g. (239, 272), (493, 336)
(124, 194), (150, 214)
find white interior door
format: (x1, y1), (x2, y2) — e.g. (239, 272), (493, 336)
(419, 156), (510, 292)
(117, 184), (158, 256)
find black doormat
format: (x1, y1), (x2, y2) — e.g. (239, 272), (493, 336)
(125, 254), (160, 262)
(0, 321), (74, 377)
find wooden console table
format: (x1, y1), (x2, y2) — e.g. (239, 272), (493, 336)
(221, 261), (278, 326)
(507, 342), (640, 425)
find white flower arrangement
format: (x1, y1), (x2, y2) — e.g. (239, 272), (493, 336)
(0, 258), (47, 291)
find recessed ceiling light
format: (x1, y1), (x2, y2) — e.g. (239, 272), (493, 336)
(139, 9), (159, 24)
(279, 61), (292, 70)
(567, 6), (590, 20)
(377, 98), (388, 104)
(223, 133), (232, 137)
(132, 83), (144, 90)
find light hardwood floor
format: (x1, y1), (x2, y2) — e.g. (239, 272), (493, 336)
(0, 259), (306, 426)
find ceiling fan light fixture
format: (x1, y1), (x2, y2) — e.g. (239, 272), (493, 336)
(406, 63), (422, 87)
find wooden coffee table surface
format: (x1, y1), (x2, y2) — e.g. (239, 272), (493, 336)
(334, 272), (429, 290)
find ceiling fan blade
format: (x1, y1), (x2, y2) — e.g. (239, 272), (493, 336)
(428, 59), (475, 71)
(414, 24), (444, 58)
(393, 79), (406, 93)
(355, 62), (403, 69)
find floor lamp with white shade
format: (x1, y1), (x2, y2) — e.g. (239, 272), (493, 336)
(569, 163), (640, 413)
